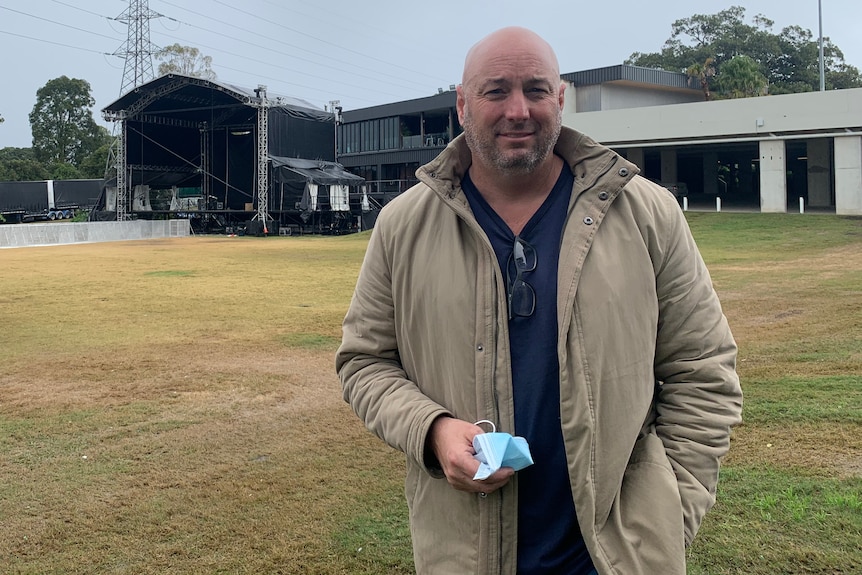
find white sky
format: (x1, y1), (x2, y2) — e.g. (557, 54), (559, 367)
(0, 0), (859, 149)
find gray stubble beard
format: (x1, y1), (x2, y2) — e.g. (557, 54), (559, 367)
(462, 108), (562, 177)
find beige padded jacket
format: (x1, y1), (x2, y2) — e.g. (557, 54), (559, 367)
(336, 127), (742, 575)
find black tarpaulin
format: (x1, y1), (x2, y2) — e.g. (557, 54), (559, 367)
(270, 156), (365, 186)
(268, 156), (364, 215)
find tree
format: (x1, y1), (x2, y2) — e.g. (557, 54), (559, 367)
(29, 76), (105, 168)
(155, 44), (216, 80)
(0, 147), (49, 181)
(686, 57), (716, 100)
(77, 130), (113, 179)
(626, 6), (862, 96)
(717, 55), (768, 98)
(50, 162), (82, 180)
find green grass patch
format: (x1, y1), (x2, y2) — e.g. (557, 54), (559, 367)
(329, 484), (414, 573)
(279, 332), (342, 349)
(742, 375), (862, 424)
(688, 465), (862, 575)
(144, 269), (196, 277)
(686, 213), (862, 264)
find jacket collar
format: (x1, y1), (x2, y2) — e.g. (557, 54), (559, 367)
(416, 126), (636, 200)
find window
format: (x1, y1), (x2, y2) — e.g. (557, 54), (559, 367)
(341, 116), (401, 153)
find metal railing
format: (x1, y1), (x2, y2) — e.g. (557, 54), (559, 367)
(362, 179), (419, 196)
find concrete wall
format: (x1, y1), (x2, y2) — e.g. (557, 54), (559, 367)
(564, 81), (702, 114)
(564, 87), (862, 144)
(0, 220), (191, 249)
(600, 83), (703, 111)
(574, 85), (602, 113)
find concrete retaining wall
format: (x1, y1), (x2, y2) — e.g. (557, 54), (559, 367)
(0, 220), (190, 249)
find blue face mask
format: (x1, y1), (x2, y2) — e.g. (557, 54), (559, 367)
(472, 420), (535, 480)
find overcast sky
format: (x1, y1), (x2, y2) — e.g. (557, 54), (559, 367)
(1, 0), (859, 149)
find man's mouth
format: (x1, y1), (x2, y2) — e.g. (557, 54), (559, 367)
(498, 130), (534, 141)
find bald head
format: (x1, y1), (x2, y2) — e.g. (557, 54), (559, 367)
(456, 27), (565, 180)
(462, 27), (560, 89)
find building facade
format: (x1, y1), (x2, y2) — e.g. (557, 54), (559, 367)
(337, 90), (459, 206)
(336, 65), (862, 215)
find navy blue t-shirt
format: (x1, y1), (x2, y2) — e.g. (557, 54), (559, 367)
(463, 163), (595, 574)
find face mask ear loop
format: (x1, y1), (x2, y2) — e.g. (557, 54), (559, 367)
(473, 419), (496, 433)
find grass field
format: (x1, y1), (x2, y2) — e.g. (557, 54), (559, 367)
(1, 213), (860, 574)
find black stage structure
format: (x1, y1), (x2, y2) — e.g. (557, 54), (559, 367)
(100, 74), (367, 234)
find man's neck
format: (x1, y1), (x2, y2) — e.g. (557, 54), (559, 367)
(469, 154), (565, 236)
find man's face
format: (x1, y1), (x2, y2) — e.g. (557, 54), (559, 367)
(457, 48), (564, 177)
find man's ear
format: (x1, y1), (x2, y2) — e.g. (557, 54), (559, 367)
(456, 84), (466, 125)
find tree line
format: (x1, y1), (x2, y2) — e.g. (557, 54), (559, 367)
(0, 45), (216, 183)
(2, 7), (861, 181)
(0, 75), (112, 182)
(626, 6), (861, 99)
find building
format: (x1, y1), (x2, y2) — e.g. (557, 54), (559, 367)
(336, 65), (702, 205)
(568, 85), (862, 214)
(337, 89), (459, 206)
(337, 64), (862, 215)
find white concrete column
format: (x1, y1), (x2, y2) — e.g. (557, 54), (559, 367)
(704, 152), (719, 196)
(759, 139), (787, 213)
(835, 135), (862, 215)
(626, 148), (645, 173)
(807, 138), (832, 207)
(660, 149), (678, 183)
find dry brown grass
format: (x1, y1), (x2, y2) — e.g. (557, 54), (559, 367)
(709, 241), (862, 479)
(1, 218), (861, 574)
(1, 235), (408, 574)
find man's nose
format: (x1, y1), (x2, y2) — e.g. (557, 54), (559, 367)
(503, 91), (530, 120)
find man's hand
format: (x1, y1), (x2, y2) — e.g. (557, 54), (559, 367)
(427, 416), (514, 494)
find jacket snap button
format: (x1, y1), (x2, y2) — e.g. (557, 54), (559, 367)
(618, 168), (629, 177)
(583, 216), (594, 225)
(479, 492), (487, 498)
(476, 344), (484, 351)
(598, 191), (609, 200)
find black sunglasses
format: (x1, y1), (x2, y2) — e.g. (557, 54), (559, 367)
(507, 236), (537, 319)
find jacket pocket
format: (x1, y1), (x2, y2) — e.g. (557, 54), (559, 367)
(595, 432), (686, 575)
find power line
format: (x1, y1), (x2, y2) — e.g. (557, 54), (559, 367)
(0, 9), (408, 110)
(0, 29), (115, 56)
(154, 0), (434, 91)
(0, 5), (122, 43)
(146, 29), (420, 102)
(262, 0), (444, 66)
(1, 1), (444, 112)
(47, 0), (112, 20)
(28, 0), (434, 99)
(208, 0), (441, 80)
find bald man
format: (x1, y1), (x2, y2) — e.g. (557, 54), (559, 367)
(338, 27), (741, 575)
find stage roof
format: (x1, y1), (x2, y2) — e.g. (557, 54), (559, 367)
(102, 74), (331, 125)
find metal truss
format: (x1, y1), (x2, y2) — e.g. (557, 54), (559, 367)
(116, 121), (129, 221)
(255, 86), (269, 230)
